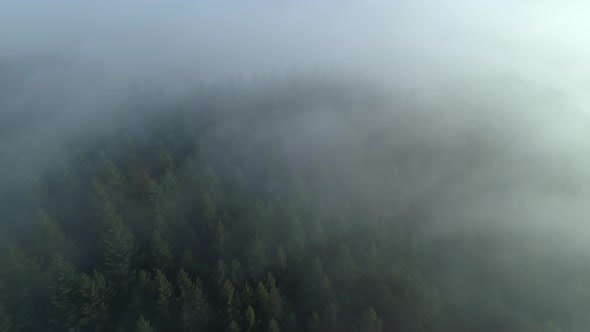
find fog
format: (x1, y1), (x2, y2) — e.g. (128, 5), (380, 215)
(1, 0), (590, 330)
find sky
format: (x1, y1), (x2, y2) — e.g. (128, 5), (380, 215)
(1, 0), (588, 89)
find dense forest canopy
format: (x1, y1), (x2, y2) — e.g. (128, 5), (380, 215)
(0, 56), (588, 331)
(2, 1), (590, 331)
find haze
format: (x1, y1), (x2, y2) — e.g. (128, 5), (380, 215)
(1, 0), (589, 331)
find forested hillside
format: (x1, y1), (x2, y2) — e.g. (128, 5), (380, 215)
(0, 74), (581, 332)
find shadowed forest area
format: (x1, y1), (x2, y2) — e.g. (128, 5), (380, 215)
(0, 56), (585, 331)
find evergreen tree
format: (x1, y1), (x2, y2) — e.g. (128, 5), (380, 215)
(37, 211), (76, 261)
(0, 305), (13, 332)
(360, 307), (383, 332)
(244, 306), (256, 331)
(0, 246), (43, 330)
(151, 230), (173, 272)
(256, 282), (270, 322)
(227, 320), (239, 332)
(176, 269), (209, 331)
(154, 269), (173, 323)
(100, 203), (136, 288)
(276, 245), (287, 270)
(136, 316), (156, 332)
(221, 280), (237, 323)
(264, 274), (283, 321)
(48, 256), (81, 330)
(267, 318), (280, 332)
(247, 234), (267, 277)
(78, 271), (110, 328)
(308, 311), (321, 332)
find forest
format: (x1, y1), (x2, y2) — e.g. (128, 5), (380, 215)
(0, 59), (585, 331)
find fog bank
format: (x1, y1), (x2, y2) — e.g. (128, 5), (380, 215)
(1, 1), (590, 329)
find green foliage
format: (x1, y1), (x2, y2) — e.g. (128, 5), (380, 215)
(78, 271), (110, 328)
(0, 246), (43, 330)
(267, 318), (280, 332)
(308, 311), (321, 332)
(151, 230), (173, 271)
(135, 316), (156, 332)
(176, 269), (209, 330)
(37, 211), (75, 260)
(227, 320), (239, 332)
(360, 307), (383, 332)
(154, 269), (173, 320)
(100, 203), (136, 287)
(48, 256), (81, 330)
(0, 305), (13, 332)
(244, 306), (256, 331)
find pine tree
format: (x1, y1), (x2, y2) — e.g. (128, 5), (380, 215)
(256, 282), (270, 322)
(22, 164), (49, 209)
(202, 192), (218, 222)
(149, 167), (182, 227)
(78, 271), (110, 328)
(213, 219), (227, 259)
(268, 318), (280, 332)
(360, 307), (383, 332)
(136, 315), (156, 332)
(308, 258), (331, 308)
(284, 312), (298, 332)
(285, 210), (306, 260)
(0, 246), (43, 330)
(155, 269), (173, 322)
(244, 306), (256, 331)
(92, 153), (127, 211)
(324, 302), (339, 330)
(227, 320), (239, 332)
(229, 260), (242, 284)
(132, 270), (158, 322)
(180, 250), (196, 275)
(101, 203), (136, 288)
(176, 269), (209, 331)
(265, 274), (283, 321)
(221, 280), (237, 323)
(276, 245), (287, 270)
(151, 230), (173, 272)
(0, 305), (13, 332)
(216, 260), (227, 288)
(37, 211), (76, 261)
(308, 311), (321, 332)
(247, 234), (267, 277)
(48, 256), (82, 330)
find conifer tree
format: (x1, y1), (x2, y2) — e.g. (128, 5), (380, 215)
(268, 318), (280, 332)
(244, 306), (256, 331)
(151, 230), (173, 272)
(264, 274), (283, 321)
(78, 271), (110, 328)
(100, 203), (136, 288)
(308, 311), (321, 332)
(176, 269), (209, 331)
(248, 234), (267, 277)
(37, 211), (75, 261)
(48, 256), (81, 330)
(0, 305), (13, 332)
(136, 315), (156, 332)
(360, 307), (383, 332)
(221, 280), (237, 323)
(154, 269), (173, 322)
